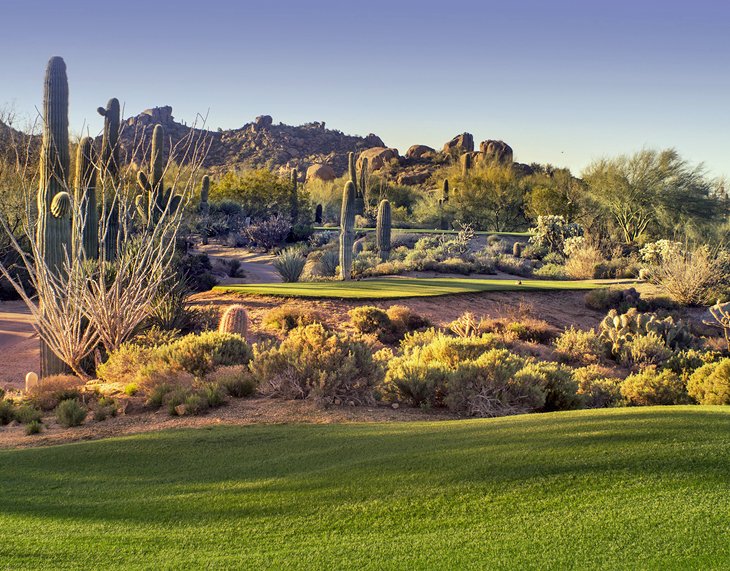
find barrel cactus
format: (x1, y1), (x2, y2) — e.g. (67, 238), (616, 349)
(136, 124), (182, 227)
(219, 305), (249, 338)
(513, 242), (524, 258)
(376, 199), (391, 262)
(339, 181), (356, 280)
(37, 56), (72, 377)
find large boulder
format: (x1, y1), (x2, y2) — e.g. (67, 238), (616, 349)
(306, 163), (336, 182)
(480, 140), (513, 164)
(406, 144), (436, 159)
(397, 171), (431, 185)
(443, 133), (474, 155)
(254, 115), (273, 130)
(357, 147), (400, 171)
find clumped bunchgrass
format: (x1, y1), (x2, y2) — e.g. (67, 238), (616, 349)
(55, 399), (87, 428)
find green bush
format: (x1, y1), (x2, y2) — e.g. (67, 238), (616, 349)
(554, 327), (606, 364)
(97, 344), (156, 384)
(385, 305), (430, 333)
(516, 361), (582, 412)
(93, 397), (117, 422)
(25, 420), (43, 435)
(687, 359), (730, 405)
(621, 368), (691, 406)
(573, 365), (623, 408)
(262, 304), (321, 332)
(13, 404), (42, 425)
(665, 349), (720, 378)
(385, 359), (449, 407)
(157, 331), (253, 378)
(208, 366), (258, 398)
(55, 399), (87, 428)
(146, 384), (174, 409)
(533, 263), (568, 280)
(0, 399), (15, 425)
(348, 306), (397, 342)
(273, 248), (306, 282)
(27, 375), (85, 411)
(251, 324), (383, 404)
(620, 332), (673, 368)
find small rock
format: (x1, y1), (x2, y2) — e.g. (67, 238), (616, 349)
(391, 403), (400, 410)
(334, 398), (342, 406)
(347, 400), (355, 407)
(174, 404), (187, 416)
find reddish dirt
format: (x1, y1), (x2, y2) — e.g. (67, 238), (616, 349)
(0, 301), (39, 391)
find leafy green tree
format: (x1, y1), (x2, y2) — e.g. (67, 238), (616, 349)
(583, 149), (722, 244)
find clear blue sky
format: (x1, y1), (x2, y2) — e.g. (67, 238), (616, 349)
(2, 0), (728, 178)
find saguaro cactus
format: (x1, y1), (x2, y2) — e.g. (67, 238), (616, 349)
(97, 98), (120, 261)
(461, 153), (472, 177)
(376, 199), (391, 262)
(315, 204), (323, 224)
(349, 151), (365, 216)
(439, 179), (450, 230)
(74, 137), (98, 258)
(136, 124), (182, 227)
(359, 157), (369, 211)
(339, 181), (356, 280)
(290, 168), (298, 223)
(199, 174), (210, 217)
(37, 56), (72, 377)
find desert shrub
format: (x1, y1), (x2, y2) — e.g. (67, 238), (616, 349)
(13, 404), (42, 425)
(648, 246), (726, 306)
(27, 375), (85, 411)
(384, 360), (450, 407)
(385, 305), (430, 333)
(504, 320), (557, 344)
(516, 361), (582, 412)
(131, 326), (182, 349)
(620, 332), (673, 368)
(97, 344), (156, 384)
(308, 231), (336, 249)
(251, 324), (383, 404)
(263, 304), (321, 332)
(244, 214), (292, 250)
(584, 288), (641, 312)
(353, 251), (380, 276)
(495, 255), (533, 277)
(273, 248), (306, 282)
(542, 252), (564, 265)
(136, 364), (196, 394)
(687, 359), (730, 405)
(146, 384), (175, 409)
(398, 328), (442, 352)
(573, 365), (623, 408)
(208, 366), (258, 398)
(310, 248), (339, 277)
(533, 263), (568, 280)
(664, 349), (720, 378)
(124, 383), (139, 396)
(391, 233), (420, 249)
(554, 327), (606, 364)
(413, 333), (504, 367)
(348, 306), (393, 338)
(445, 349), (543, 416)
(156, 331), (253, 378)
(55, 399), (87, 428)
(0, 399), (15, 425)
(93, 397), (117, 422)
(25, 420), (43, 435)
(565, 244), (605, 279)
(621, 367), (690, 406)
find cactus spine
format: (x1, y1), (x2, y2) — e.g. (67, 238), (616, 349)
(37, 56), (72, 377)
(290, 168), (298, 222)
(376, 199), (391, 262)
(97, 98), (120, 261)
(218, 305), (249, 338)
(136, 124), (182, 228)
(339, 181), (356, 280)
(74, 137), (98, 258)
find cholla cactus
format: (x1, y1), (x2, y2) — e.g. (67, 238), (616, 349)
(707, 301), (730, 351)
(599, 308), (693, 356)
(219, 305), (248, 337)
(529, 215), (583, 255)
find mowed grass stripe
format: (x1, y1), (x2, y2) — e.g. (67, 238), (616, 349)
(214, 277), (603, 299)
(0, 407), (728, 569)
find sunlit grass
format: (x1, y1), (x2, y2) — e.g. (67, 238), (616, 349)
(1, 407), (728, 569)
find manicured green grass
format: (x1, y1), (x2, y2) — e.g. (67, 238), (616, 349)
(214, 277), (603, 299)
(1, 407), (728, 569)
(314, 226), (531, 237)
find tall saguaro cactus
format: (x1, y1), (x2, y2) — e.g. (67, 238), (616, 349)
(74, 136), (98, 258)
(97, 98), (120, 260)
(461, 153), (472, 177)
(37, 56), (72, 377)
(376, 199), (391, 262)
(348, 151), (365, 216)
(439, 178), (450, 230)
(199, 174), (210, 217)
(339, 181), (356, 280)
(136, 124), (182, 228)
(290, 168), (298, 223)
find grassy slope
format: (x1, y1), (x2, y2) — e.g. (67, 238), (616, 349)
(214, 277), (602, 299)
(1, 407), (728, 570)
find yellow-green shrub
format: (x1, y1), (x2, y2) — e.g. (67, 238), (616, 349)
(621, 367), (691, 406)
(687, 359), (730, 405)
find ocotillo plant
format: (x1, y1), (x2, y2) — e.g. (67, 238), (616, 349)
(74, 136), (98, 258)
(37, 56), (72, 377)
(376, 199), (391, 262)
(97, 98), (120, 261)
(136, 124), (182, 228)
(339, 181), (356, 280)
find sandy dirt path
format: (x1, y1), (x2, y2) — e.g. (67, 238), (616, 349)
(194, 244), (281, 284)
(0, 301), (39, 390)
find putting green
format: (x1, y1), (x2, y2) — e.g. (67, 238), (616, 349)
(214, 277), (603, 299)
